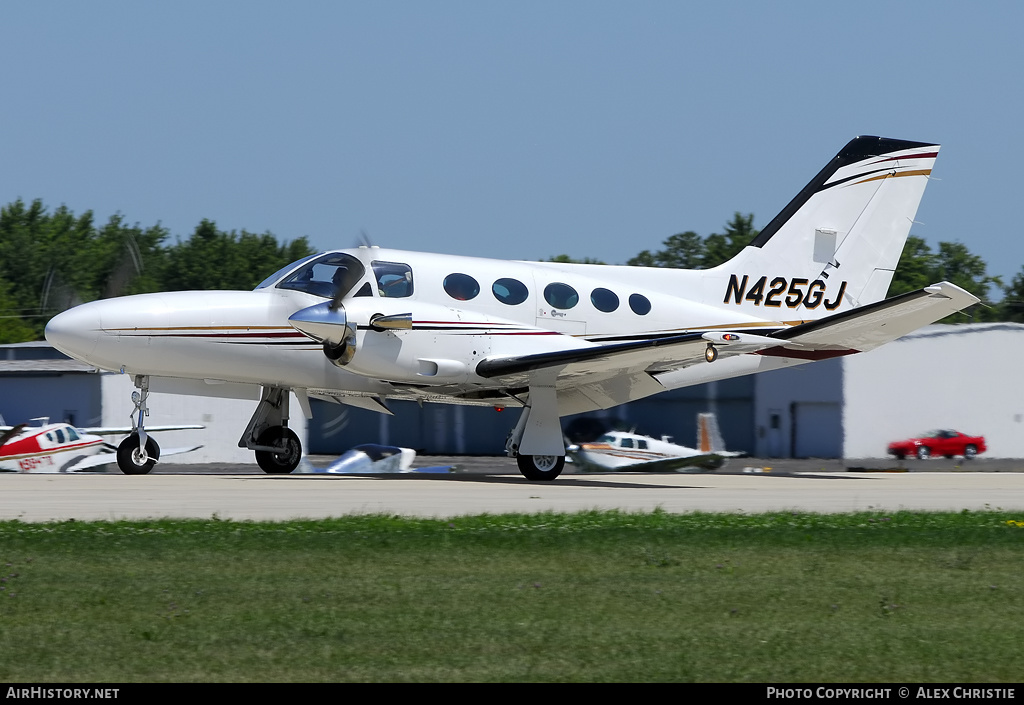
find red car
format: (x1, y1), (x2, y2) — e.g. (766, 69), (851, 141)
(888, 430), (986, 460)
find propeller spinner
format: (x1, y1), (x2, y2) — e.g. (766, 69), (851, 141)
(289, 300), (358, 365)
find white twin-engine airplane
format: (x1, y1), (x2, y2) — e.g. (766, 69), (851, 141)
(45, 136), (978, 479)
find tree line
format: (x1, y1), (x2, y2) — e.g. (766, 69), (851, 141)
(0, 199), (315, 342)
(1, 200), (1019, 344)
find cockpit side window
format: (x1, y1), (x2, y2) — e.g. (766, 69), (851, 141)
(276, 253), (367, 300)
(372, 261), (414, 298)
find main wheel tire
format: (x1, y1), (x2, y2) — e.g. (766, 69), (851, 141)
(255, 427), (301, 474)
(964, 444), (978, 460)
(916, 446), (931, 460)
(516, 454), (565, 481)
(116, 433), (160, 475)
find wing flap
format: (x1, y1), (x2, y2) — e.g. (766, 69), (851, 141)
(475, 332), (709, 385)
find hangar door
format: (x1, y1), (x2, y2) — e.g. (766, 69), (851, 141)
(791, 402), (842, 458)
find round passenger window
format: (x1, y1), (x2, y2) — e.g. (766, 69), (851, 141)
(590, 288), (619, 313)
(629, 293), (652, 315)
(544, 283), (579, 310)
(443, 273), (480, 301)
(492, 278), (529, 305)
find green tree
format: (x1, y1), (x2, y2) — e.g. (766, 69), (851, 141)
(163, 220), (315, 291)
(546, 254), (606, 265)
(0, 199), (315, 342)
(701, 212), (758, 268)
(627, 231), (703, 268)
(889, 237), (1000, 323)
(998, 268), (1024, 322)
(888, 236), (936, 296)
(0, 278), (36, 343)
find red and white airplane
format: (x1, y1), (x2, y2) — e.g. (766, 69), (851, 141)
(44, 137), (978, 479)
(0, 420), (203, 473)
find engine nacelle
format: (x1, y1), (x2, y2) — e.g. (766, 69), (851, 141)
(290, 299), (493, 385)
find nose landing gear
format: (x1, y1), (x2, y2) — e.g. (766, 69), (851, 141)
(116, 376), (161, 474)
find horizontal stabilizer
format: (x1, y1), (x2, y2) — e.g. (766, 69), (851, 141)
(767, 281), (979, 354)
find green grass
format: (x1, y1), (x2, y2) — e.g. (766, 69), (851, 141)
(0, 511), (1022, 682)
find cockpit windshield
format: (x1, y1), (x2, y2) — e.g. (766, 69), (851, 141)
(270, 253), (368, 300)
(255, 253), (320, 290)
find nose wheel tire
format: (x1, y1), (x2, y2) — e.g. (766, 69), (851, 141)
(516, 454), (565, 481)
(255, 427), (302, 474)
(116, 433), (160, 475)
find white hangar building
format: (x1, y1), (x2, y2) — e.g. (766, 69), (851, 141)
(753, 323), (1024, 459)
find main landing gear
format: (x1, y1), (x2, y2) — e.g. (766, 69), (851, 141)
(239, 386), (302, 474)
(117, 376), (161, 474)
(506, 384), (566, 481)
(515, 453), (566, 481)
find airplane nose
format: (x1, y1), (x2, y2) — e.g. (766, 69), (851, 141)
(45, 302), (102, 361)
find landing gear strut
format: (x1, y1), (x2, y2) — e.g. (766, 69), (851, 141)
(240, 387), (302, 474)
(506, 384), (565, 481)
(116, 376), (161, 474)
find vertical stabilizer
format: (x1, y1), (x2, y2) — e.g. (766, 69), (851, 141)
(696, 412), (726, 453)
(710, 137), (939, 318)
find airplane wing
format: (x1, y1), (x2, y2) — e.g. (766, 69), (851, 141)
(475, 281), (977, 388)
(570, 451), (727, 473)
(476, 332), (711, 383)
(82, 425), (205, 435)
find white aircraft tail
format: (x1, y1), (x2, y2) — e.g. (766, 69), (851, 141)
(710, 136), (939, 318)
(696, 412), (726, 454)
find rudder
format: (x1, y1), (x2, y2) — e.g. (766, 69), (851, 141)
(710, 137), (939, 318)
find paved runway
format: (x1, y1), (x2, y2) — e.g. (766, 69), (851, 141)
(3, 466), (1024, 521)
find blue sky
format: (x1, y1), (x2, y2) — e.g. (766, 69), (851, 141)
(3, 1), (1021, 296)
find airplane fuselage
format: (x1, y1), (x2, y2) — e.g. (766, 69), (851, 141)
(46, 246), (801, 409)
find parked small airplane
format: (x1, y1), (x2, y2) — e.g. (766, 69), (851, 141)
(45, 136), (978, 479)
(567, 413), (743, 472)
(0, 420), (203, 473)
(297, 443), (455, 474)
